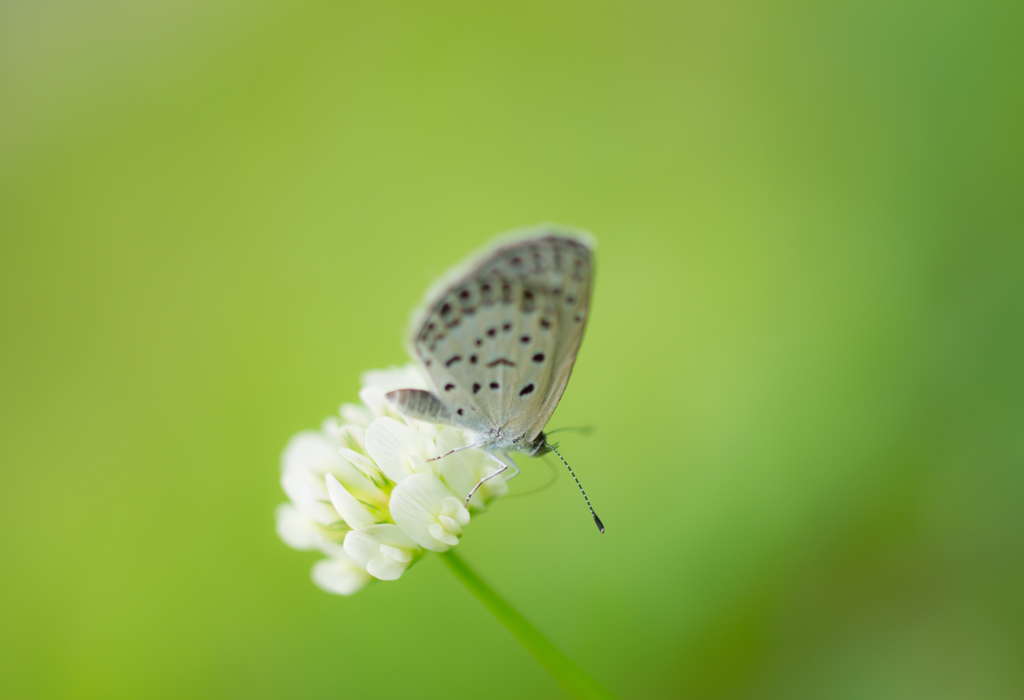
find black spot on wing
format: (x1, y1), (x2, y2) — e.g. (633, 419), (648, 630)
(519, 383), (535, 396)
(521, 289), (535, 313)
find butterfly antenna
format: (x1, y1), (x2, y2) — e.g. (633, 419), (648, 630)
(545, 426), (595, 437)
(545, 443), (605, 534)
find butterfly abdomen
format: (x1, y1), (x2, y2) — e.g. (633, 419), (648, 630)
(385, 389), (455, 425)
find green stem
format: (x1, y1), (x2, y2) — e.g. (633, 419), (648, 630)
(439, 550), (614, 700)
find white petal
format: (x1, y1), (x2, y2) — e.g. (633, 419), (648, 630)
(365, 416), (436, 484)
(428, 523), (460, 546)
(390, 473), (470, 552)
(379, 545), (412, 563)
(437, 515), (463, 535)
(281, 431), (342, 475)
(311, 557), (372, 596)
(436, 426), (469, 454)
(280, 469), (340, 525)
(361, 364), (430, 393)
(345, 424), (367, 452)
(275, 503), (321, 551)
(340, 403), (374, 429)
(443, 496), (472, 526)
(325, 474), (377, 530)
(358, 386), (391, 418)
(339, 447), (385, 484)
(344, 525), (420, 581)
(366, 557), (409, 581)
(320, 416), (348, 444)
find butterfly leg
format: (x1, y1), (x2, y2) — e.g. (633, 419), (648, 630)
(464, 452), (514, 506)
(428, 441), (486, 462)
(489, 451), (519, 480)
(503, 457), (521, 481)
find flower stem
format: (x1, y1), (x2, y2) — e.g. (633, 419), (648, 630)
(439, 550), (614, 700)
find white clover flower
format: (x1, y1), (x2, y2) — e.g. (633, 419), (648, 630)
(276, 364), (509, 595)
(273, 229), (611, 698)
(311, 556), (373, 596)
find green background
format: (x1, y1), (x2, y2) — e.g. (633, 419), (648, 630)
(2, 2), (1022, 698)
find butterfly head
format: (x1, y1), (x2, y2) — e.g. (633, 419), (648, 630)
(525, 432), (550, 457)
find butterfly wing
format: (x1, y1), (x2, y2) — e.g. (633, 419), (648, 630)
(406, 225), (594, 444)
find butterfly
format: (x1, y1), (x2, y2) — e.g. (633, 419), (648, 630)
(385, 224), (604, 532)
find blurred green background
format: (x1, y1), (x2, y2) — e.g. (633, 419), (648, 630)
(2, 1), (1022, 698)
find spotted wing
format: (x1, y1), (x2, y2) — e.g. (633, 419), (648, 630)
(409, 225), (593, 443)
